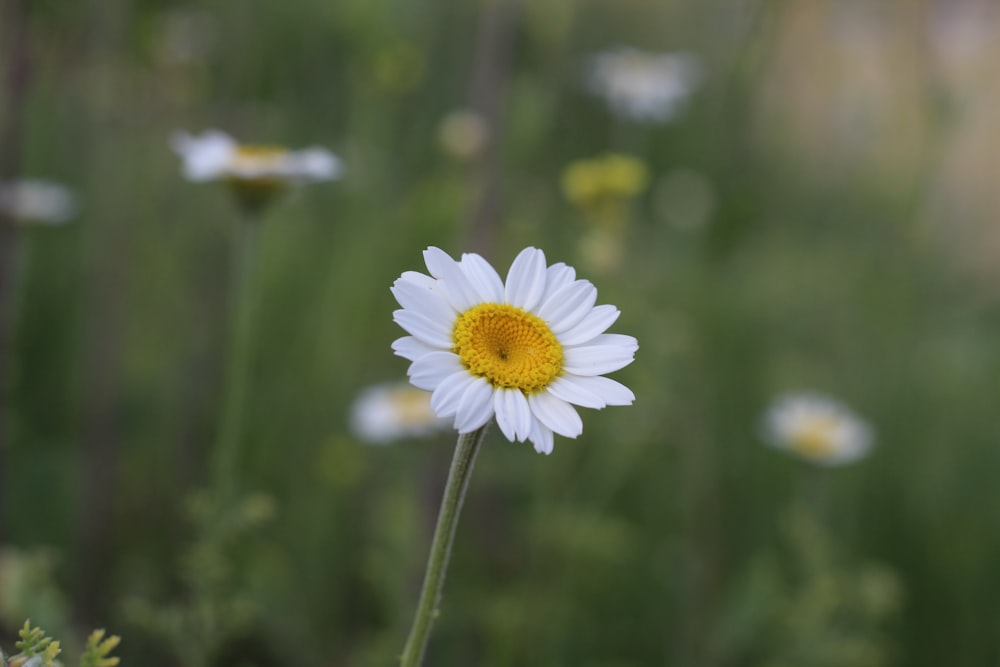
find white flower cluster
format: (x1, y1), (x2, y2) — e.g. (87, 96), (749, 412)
(587, 48), (701, 123)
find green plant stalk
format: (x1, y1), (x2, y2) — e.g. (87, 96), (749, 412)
(400, 424), (489, 667)
(213, 212), (261, 502)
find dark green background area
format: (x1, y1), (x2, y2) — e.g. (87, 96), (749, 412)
(3, 1), (999, 666)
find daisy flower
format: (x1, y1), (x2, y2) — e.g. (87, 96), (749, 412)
(0, 180), (77, 225)
(350, 382), (451, 444)
(762, 393), (873, 467)
(391, 247), (637, 455)
(171, 130), (341, 211)
(587, 48), (701, 123)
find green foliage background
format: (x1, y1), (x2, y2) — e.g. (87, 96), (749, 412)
(4, 0), (1000, 665)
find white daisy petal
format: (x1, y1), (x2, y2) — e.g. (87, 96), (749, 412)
(454, 377), (495, 433)
(541, 263), (577, 303)
(493, 388), (533, 442)
(431, 371), (477, 418)
(563, 340), (637, 376)
(557, 305), (621, 346)
(538, 280), (598, 334)
(493, 389), (518, 441)
(587, 333), (639, 351)
(422, 246), (456, 279)
(562, 375), (634, 406)
(423, 247), (481, 311)
(398, 270), (440, 291)
(391, 279), (456, 326)
(546, 376), (608, 409)
(504, 247), (547, 310)
(529, 420), (555, 455)
(528, 392), (583, 438)
(392, 336), (436, 362)
(509, 390), (533, 441)
(393, 309), (453, 349)
(460, 253), (505, 303)
(407, 352), (464, 391)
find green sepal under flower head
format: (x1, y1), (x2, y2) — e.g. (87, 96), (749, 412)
(79, 630), (121, 667)
(11, 621), (61, 667)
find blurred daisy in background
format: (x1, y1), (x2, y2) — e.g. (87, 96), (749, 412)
(350, 382), (450, 445)
(587, 48), (702, 123)
(171, 130), (341, 212)
(0, 180), (78, 225)
(762, 393), (874, 467)
(391, 246), (637, 455)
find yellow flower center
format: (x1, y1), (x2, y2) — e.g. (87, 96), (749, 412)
(231, 145), (290, 171)
(452, 303), (563, 393)
(225, 145), (291, 212)
(789, 416), (840, 458)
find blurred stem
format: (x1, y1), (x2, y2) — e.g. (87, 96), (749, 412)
(400, 424), (488, 667)
(213, 212), (261, 502)
(463, 0), (520, 256)
(798, 464), (830, 519)
(0, 219), (19, 544)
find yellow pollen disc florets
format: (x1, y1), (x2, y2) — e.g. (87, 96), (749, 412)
(452, 303), (563, 393)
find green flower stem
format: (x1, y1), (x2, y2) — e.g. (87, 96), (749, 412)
(213, 212), (261, 502)
(400, 424), (489, 667)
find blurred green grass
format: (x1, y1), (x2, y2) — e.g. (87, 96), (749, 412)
(4, 0), (1000, 665)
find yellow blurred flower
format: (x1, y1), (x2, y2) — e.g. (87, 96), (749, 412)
(561, 154), (648, 222)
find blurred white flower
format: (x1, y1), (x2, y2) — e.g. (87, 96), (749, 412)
(0, 180), (77, 225)
(437, 109), (489, 161)
(587, 48), (701, 123)
(762, 393), (873, 467)
(350, 382), (450, 444)
(171, 130), (342, 185)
